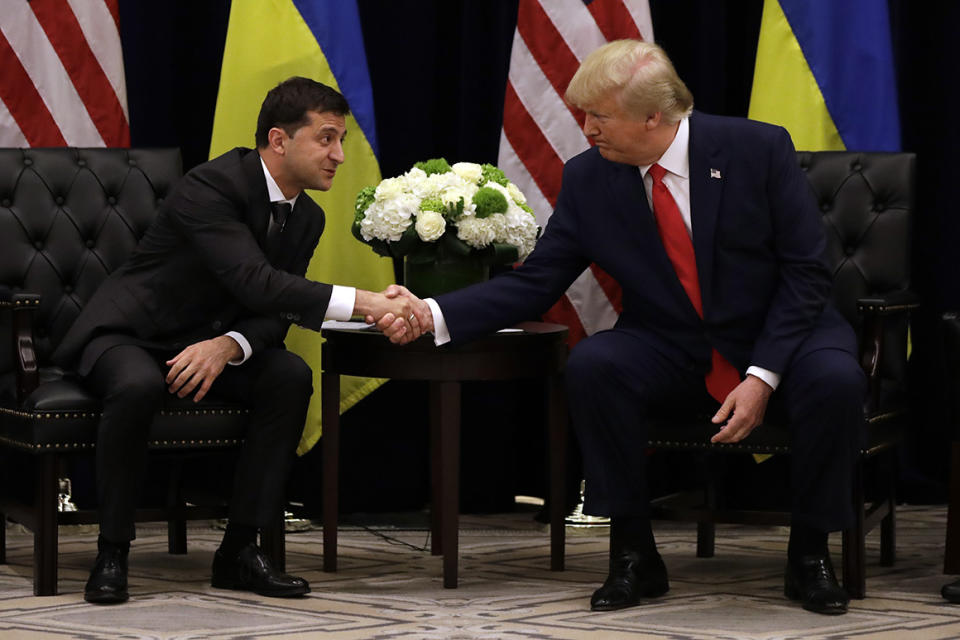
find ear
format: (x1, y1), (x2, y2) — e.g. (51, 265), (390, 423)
(267, 127), (286, 155)
(644, 111), (662, 130)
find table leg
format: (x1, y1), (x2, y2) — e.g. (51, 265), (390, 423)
(430, 389), (442, 556)
(322, 371), (340, 572)
(547, 374), (566, 571)
(432, 380), (461, 588)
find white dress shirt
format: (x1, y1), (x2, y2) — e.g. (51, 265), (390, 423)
(427, 118), (779, 391)
(224, 158), (355, 365)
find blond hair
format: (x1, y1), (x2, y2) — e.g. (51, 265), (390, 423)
(565, 40), (693, 123)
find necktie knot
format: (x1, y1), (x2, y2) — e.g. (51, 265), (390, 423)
(270, 202), (291, 232)
(648, 163), (667, 184)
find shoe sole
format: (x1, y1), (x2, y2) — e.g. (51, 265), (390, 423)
(211, 579), (310, 598)
(590, 584), (669, 611)
(84, 591), (129, 604)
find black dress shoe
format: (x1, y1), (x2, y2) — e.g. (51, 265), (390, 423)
(784, 554), (848, 615)
(942, 578), (960, 603)
(590, 549), (669, 611)
(84, 539), (129, 604)
(211, 543), (310, 597)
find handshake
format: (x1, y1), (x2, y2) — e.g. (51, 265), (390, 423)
(354, 285), (435, 345)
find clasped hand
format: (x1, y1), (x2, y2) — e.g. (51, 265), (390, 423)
(359, 285), (433, 344)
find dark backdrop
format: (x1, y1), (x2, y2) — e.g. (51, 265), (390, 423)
(114, 0), (960, 510)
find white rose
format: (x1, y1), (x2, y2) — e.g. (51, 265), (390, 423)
(452, 162), (483, 184)
(415, 210), (446, 242)
(374, 177), (406, 202)
(506, 181), (527, 205)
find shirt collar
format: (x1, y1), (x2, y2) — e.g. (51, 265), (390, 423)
(259, 155), (299, 208)
(639, 117), (689, 179)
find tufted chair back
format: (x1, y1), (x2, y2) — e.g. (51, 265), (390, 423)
(0, 147), (181, 370)
(799, 151), (915, 403)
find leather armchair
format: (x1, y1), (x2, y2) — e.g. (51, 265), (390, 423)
(646, 151), (918, 599)
(0, 148), (283, 596)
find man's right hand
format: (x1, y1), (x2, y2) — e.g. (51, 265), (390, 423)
(354, 287), (430, 344)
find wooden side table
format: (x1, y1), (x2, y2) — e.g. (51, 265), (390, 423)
(320, 321), (568, 588)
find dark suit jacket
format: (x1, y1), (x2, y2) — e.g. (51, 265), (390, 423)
(436, 111), (856, 377)
(54, 147), (334, 375)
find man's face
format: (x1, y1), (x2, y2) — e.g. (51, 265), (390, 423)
(581, 92), (661, 166)
(279, 110), (346, 192)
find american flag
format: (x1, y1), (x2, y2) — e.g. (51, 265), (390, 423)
(0, 0), (129, 147)
(499, 0), (653, 344)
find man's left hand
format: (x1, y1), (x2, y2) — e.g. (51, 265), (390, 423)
(709, 375), (774, 443)
(165, 336), (242, 402)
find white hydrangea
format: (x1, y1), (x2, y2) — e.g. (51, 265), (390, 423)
(456, 215), (497, 249)
(452, 162), (483, 184)
(502, 202), (539, 260)
(359, 193), (418, 242)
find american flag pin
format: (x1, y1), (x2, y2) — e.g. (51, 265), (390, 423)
(710, 168), (722, 179)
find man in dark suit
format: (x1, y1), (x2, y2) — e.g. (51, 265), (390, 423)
(389, 41), (864, 615)
(54, 77), (420, 604)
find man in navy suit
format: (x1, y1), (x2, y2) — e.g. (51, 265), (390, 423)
(391, 41), (863, 615)
(56, 77), (420, 604)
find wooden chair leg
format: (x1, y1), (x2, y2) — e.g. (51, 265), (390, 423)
(260, 512), (286, 572)
(321, 371), (340, 573)
(842, 457), (866, 599)
(547, 374), (566, 572)
(35, 453), (59, 596)
(945, 442), (960, 573)
(697, 454), (717, 558)
(880, 449), (896, 567)
(167, 460), (187, 555)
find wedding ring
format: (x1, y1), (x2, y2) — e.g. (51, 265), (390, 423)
(408, 314), (416, 321)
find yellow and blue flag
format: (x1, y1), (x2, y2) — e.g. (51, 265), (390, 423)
(210, 0), (393, 455)
(748, 0), (900, 151)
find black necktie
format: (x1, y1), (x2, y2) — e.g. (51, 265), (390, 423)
(270, 202), (292, 236)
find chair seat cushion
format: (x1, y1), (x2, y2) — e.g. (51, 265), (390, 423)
(0, 369), (250, 452)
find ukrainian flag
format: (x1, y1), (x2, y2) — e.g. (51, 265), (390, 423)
(210, 0), (393, 455)
(748, 0), (900, 151)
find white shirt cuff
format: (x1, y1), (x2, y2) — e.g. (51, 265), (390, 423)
(326, 285), (356, 321)
(224, 331), (252, 365)
(746, 365), (780, 391)
(425, 298), (451, 346)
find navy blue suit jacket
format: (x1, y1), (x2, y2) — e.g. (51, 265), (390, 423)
(436, 111), (856, 377)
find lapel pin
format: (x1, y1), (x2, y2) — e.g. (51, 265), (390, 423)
(710, 168), (722, 179)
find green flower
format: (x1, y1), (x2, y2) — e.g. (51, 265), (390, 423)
(419, 197), (445, 214)
(480, 163), (508, 186)
(472, 186), (508, 219)
(355, 185), (376, 223)
(414, 157), (452, 176)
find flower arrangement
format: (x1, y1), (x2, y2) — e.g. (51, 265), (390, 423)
(352, 158), (540, 267)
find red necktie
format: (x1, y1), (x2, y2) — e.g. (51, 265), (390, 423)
(648, 163), (740, 403)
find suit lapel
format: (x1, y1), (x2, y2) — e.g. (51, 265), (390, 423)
(241, 149), (273, 245)
(688, 112), (725, 316)
(607, 161), (669, 262)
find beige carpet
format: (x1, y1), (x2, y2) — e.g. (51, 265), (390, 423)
(1, 506), (957, 639)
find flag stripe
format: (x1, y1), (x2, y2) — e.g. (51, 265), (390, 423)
(590, 263), (624, 313)
(0, 29), (67, 146)
(585, 0), (644, 42)
(516, 1), (583, 118)
(507, 34), (589, 164)
(539, 1), (609, 61)
(502, 82), (565, 207)
(66, 0), (129, 122)
(498, 131), (556, 228)
(0, 97), (30, 147)
(31, 0), (129, 146)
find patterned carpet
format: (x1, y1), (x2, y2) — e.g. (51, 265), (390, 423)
(1, 506), (957, 639)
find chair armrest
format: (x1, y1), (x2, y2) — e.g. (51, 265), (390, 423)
(857, 290), (921, 316)
(857, 289), (918, 414)
(0, 288), (42, 403)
